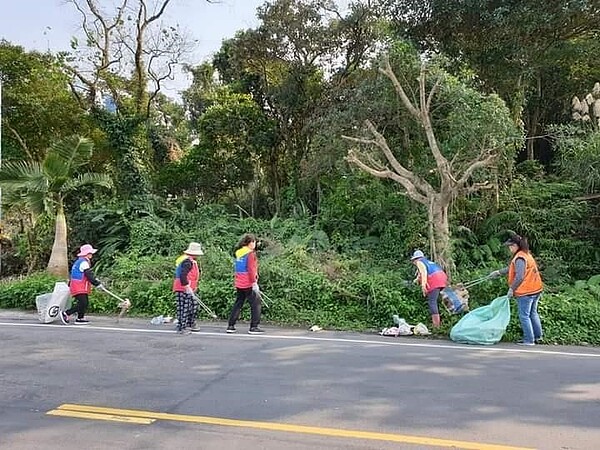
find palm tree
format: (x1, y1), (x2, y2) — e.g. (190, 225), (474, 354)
(0, 136), (112, 277)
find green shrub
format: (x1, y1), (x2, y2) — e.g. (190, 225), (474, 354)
(0, 273), (63, 309)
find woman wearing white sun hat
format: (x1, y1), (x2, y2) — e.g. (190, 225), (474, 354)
(173, 242), (204, 334)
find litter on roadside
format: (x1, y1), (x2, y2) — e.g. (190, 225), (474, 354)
(380, 316), (430, 337)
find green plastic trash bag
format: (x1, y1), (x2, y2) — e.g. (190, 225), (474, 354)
(450, 296), (510, 345)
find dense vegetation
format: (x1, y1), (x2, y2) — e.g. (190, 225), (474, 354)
(0, 0), (599, 345)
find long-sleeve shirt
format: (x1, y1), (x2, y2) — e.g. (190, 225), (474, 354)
(77, 259), (101, 286)
(498, 258), (526, 291)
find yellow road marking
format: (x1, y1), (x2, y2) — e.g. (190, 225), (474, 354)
(47, 408), (155, 424)
(53, 404), (533, 450)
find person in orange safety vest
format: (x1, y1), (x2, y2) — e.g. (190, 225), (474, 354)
(490, 234), (543, 346)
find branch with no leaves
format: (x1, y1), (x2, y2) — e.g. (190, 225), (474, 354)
(6, 123), (34, 161)
(379, 56), (420, 119)
(343, 120), (432, 192)
(463, 181), (495, 195)
(455, 151), (497, 188)
(346, 149), (429, 205)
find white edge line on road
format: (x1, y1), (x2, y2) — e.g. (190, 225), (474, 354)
(1, 321), (599, 358)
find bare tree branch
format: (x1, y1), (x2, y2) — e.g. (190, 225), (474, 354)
(145, 0), (172, 25)
(463, 181), (495, 195)
(6, 123), (33, 161)
(346, 150), (429, 205)
(456, 151), (497, 188)
(379, 56), (420, 119)
(427, 76), (442, 111)
(417, 66), (451, 179)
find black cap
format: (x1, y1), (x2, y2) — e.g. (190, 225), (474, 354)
(503, 235), (520, 246)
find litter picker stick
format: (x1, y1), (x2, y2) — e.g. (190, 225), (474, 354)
(192, 294), (218, 319)
(100, 286), (127, 302)
(462, 274), (493, 289)
(98, 286), (131, 322)
(257, 290), (270, 308)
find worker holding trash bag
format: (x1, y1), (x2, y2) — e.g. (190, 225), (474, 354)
(227, 233), (264, 335)
(411, 250), (448, 328)
(172, 242), (204, 334)
(61, 244), (104, 325)
(489, 234), (544, 346)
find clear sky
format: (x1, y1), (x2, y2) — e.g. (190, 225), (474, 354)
(0, 0), (266, 97)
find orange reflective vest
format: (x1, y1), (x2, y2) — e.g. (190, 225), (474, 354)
(508, 251), (543, 296)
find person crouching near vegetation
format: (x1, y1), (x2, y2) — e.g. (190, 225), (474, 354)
(227, 233), (264, 335)
(490, 234), (543, 346)
(173, 242), (204, 334)
(61, 244), (104, 325)
(411, 250), (448, 328)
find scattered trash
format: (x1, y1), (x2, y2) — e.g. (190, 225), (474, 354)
(413, 323), (431, 335)
(150, 315), (165, 325)
(309, 325), (323, 332)
(380, 316), (430, 337)
(380, 326), (411, 337)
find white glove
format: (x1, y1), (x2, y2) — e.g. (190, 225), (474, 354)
(489, 270), (501, 279)
(252, 283), (260, 294)
(506, 288), (514, 299)
(96, 283), (105, 291)
(184, 285), (194, 295)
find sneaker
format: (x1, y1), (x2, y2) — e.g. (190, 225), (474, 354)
(74, 318), (90, 325)
(517, 341), (535, 346)
(177, 328), (192, 335)
(248, 327), (265, 335)
(226, 326), (237, 334)
(60, 311), (70, 325)
(190, 322), (201, 332)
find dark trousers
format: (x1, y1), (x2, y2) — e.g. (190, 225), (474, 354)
(228, 288), (261, 328)
(66, 293), (89, 319)
(427, 289), (441, 315)
(175, 292), (198, 331)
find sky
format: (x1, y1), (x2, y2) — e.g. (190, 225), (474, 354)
(0, 0), (267, 98)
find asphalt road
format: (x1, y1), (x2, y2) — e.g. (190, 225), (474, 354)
(1, 310), (599, 450)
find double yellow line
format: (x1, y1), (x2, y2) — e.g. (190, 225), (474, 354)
(47, 404), (533, 450)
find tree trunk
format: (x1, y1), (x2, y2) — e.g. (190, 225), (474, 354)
(429, 199), (455, 278)
(47, 200), (69, 278)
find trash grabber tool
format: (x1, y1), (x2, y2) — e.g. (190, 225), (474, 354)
(98, 286), (131, 322)
(463, 274), (494, 289)
(192, 294), (218, 319)
(258, 291), (272, 308)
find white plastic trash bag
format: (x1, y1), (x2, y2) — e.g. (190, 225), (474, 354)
(36, 282), (71, 323)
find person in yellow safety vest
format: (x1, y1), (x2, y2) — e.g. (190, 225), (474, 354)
(490, 234), (543, 346)
(411, 250), (448, 328)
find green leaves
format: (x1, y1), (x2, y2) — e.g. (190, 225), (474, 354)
(0, 41), (86, 162)
(0, 135), (111, 218)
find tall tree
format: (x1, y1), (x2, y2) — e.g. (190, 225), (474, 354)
(0, 41), (85, 162)
(393, 0), (600, 160)
(0, 137), (112, 277)
(211, 0), (384, 212)
(343, 47), (520, 272)
(66, 0), (194, 116)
